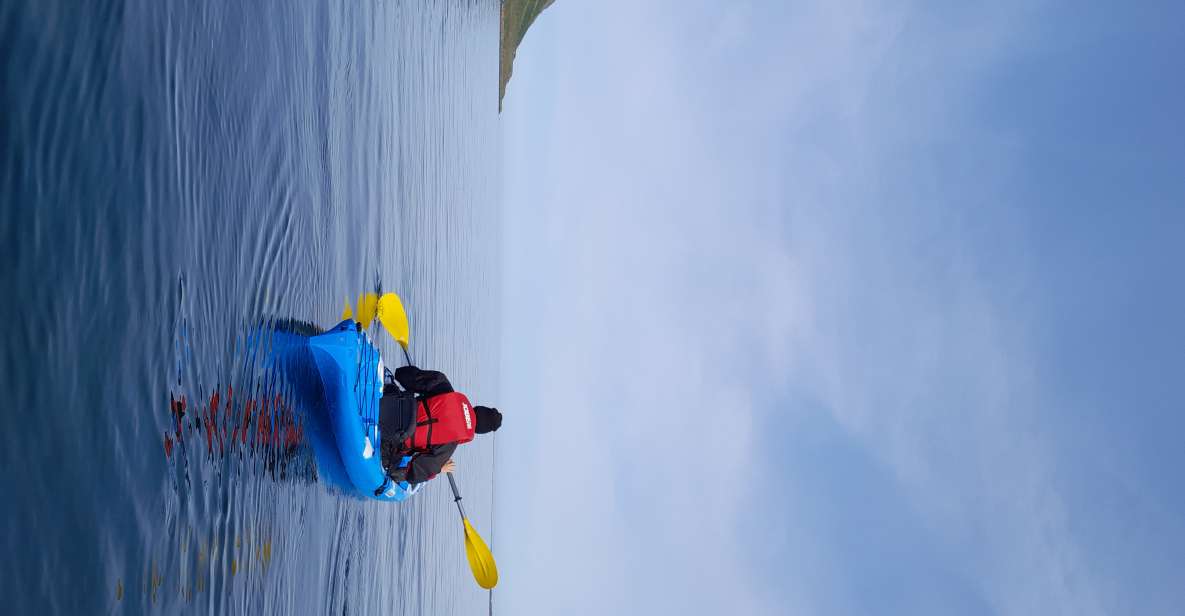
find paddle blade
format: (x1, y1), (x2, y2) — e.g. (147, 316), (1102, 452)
(341, 299), (354, 320)
(376, 293), (410, 348)
(356, 292), (379, 327)
(462, 518), (498, 589)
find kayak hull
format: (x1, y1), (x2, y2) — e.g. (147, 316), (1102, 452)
(307, 320), (420, 501)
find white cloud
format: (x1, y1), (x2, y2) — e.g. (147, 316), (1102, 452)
(498, 1), (1111, 615)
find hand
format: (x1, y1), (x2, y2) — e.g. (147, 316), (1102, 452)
(441, 459), (456, 474)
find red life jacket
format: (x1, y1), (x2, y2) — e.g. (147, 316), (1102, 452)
(402, 392), (476, 452)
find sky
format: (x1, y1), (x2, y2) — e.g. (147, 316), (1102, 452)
(496, 1), (1185, 614)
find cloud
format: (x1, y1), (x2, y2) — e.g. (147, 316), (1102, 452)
(497, 1), (1126, 614)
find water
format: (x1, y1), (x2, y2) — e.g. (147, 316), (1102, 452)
(1, 1), (501, 613)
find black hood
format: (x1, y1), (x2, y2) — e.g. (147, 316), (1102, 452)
(474, 406), (502, 434)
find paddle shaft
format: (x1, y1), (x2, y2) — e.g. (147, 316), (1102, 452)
(375, 294), (497, 588)
(446, 472), (468, 519)
(397, 333), (463, 520)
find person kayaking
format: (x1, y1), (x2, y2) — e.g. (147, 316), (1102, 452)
(376, 365), (502, 489)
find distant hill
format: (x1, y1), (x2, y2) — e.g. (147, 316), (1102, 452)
(499, 0), (556, 112)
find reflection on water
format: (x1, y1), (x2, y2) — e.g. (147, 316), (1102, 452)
(114, 525), (277, 607)
(120, 317), (319, 609)
(163, 310), (323, 481)
(162, 382), (311, 484)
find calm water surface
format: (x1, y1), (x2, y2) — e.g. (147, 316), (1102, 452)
(1, 1), (501, 613)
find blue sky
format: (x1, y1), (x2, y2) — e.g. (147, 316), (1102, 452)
(496, 1), (1185, 614)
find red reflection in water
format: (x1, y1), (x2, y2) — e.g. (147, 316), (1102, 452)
(163, 385), (305, 465)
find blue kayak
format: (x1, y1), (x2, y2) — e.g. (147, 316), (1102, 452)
(306, 319), (422, 501)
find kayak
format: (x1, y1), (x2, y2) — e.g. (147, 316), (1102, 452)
(306, 319), (422, 501)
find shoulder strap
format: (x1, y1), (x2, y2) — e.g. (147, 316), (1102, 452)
(418, 398), (435, 448)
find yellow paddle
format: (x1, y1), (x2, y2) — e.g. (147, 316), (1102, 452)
(342, 293), (380, 327)
(447, 473), (499, 589)
(375, 292), (499, 588)
(376, 293), (412, 361)
(356, 292), (379, 328)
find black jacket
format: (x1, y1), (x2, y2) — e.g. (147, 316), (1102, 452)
(383, 365), (458, 484)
